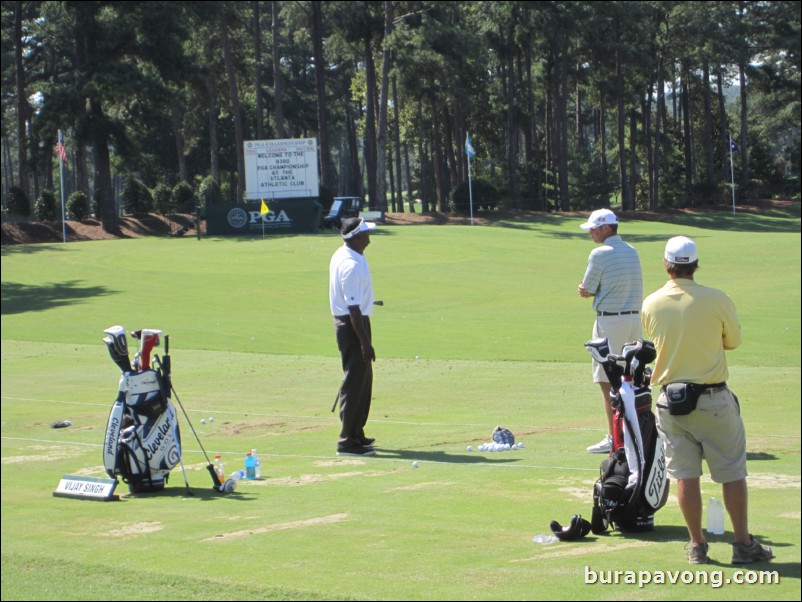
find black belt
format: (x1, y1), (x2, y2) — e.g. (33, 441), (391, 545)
(661, 382), (727, 392)
(334, 315), (370, 322)
(597, 310), (639, 316)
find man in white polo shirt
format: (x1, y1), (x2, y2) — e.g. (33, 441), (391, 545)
(329, 217), (378, 456)
(577, 208), (643, 454)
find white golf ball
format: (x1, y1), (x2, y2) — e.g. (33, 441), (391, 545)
(209, 417), (214, 422)
(467, 445), (473, 452)
(415, 355), (420, 360)
(200, 418), (206, 425)
(412, 461), (420, 468)
(518, 441), (524, 448)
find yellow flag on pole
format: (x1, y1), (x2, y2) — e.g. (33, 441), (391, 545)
(260, 199), (270, 215)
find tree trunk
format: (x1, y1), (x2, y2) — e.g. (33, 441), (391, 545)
(652, 61), (664, 210)
(375, 0), (393, 212)
(253, 1), (265, 140)
(629, 111), (638, 209)
(681, 61), (693, 206)
(312, 1), (334, 192)
(702, 61), (715, 193)
(344, 72), (361, 196)
(90, 98), (117, 232)
(172, 106), (187, 182)
(392, 76), (404, 213)
(272, 1), (287, 138)
(221, 10), (245, 201)
(716, 70), (730, 182)
(557, 50), (569, 211)
(363, 35), (378, 209)
(738, 60), (749, 194)
(14, 1), (29, 199)
(615, 49), (629, 211)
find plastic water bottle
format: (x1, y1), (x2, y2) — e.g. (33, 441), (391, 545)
(245, 451), (256, 480)
(252, 449), (261, 479)
(707, 497), (725, 535)
(532, 534), (559, 545)
(229, 469), (246, 481)
(213, 455), (225, 485)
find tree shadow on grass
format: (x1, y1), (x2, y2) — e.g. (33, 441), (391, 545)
(1, 280), (114, 315)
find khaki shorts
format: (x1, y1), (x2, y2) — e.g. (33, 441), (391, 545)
(655, 387), (747, 484)
(591, 314), (642, 383)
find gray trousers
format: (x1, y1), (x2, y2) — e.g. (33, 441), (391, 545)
(334, 315), (373, 447)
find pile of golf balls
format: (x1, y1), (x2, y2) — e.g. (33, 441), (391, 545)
(473, 441), (524, 452)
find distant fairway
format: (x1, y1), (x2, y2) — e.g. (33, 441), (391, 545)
(2, 206), (800, 600)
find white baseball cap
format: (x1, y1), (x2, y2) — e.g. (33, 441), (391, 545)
(341, 217), (377, 240)
(579, 209), (618, 230)
(664, 236), (698, 264)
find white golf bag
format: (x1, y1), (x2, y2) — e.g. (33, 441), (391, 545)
(102, 327), (181, 493)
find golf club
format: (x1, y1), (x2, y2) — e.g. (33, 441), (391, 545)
(151, 335), (218, 490)
(103, 325), (132, 373)
(131, 328), (162, 371)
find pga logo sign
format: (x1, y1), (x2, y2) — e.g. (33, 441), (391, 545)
(249, 209), (291, 224)
(226, 207), (292, 230)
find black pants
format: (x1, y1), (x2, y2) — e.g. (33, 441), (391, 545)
(334, 316), (373, 448)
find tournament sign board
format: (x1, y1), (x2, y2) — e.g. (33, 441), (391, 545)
(244, 138), (319, 200)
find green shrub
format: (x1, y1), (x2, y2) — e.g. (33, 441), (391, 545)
(122, 176), (154, 214)
(448, 179), (500, 214)
(67, 191), (89, 220)
(153, 183), (175, 215)
(6, 186), (31, 217)
(173, 181), (196, 213)
(196, 176), (220, 210)
(34, 190), (58, 221)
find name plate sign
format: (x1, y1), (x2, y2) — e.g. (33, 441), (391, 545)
(53, 475), (119, 501)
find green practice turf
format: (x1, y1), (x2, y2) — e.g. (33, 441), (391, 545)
(2, 206), (800, 600)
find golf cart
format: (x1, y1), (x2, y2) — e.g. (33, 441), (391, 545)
(322, 197), (363, 229)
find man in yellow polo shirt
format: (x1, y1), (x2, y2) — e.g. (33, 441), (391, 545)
(642, 236), (773, 566)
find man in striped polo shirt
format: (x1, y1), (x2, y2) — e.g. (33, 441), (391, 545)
(577, 209), (643, 454)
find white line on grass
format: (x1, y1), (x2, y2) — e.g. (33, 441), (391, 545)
(1, 436), (598, 472)
(4, 396), (801, 438)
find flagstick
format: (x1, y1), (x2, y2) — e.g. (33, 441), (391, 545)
(467, 152), (474, 226)
(58, 129), (67, 243)
(729, 133), (736, 216)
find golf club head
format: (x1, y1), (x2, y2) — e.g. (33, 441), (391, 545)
(584, 337), (611, 364)
(138, 329), (162, 371)
(103, 334), (133, 373)
(103, 325), (130, 357)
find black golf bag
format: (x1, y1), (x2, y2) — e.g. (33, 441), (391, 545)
(102, 327), (181, 493)
(584, 338), (669, 533)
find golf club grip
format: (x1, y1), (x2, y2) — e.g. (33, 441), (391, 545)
(206, 463), (219, 487)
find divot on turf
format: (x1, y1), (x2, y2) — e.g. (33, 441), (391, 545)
(511, 540), (655, 562)
(203, 513), (349, 540)
(100, 522), (163, 537)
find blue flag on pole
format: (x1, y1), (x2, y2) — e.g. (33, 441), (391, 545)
(730, 139), (739, 152)
(465, 133), (476, 160)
